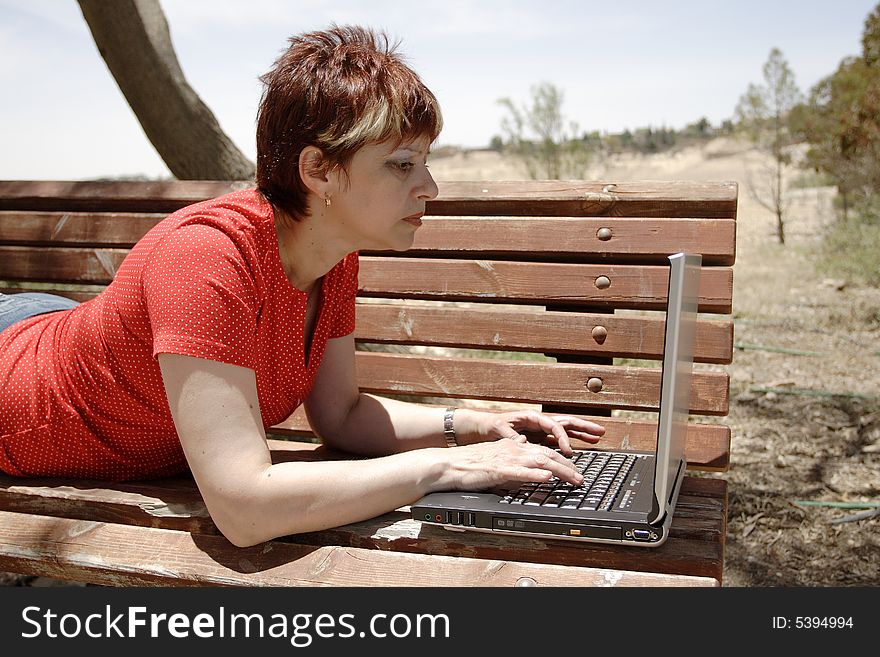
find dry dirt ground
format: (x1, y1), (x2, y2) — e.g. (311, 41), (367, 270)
(430, 140), (880, 587)
(2, 139), (877, 588)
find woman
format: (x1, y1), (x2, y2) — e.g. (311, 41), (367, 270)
(0, 25), (603, 547)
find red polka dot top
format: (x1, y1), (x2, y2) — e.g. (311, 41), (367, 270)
(0, 189), (358, 480)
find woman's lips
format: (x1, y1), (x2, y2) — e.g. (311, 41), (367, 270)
(402, 213), (424, 227)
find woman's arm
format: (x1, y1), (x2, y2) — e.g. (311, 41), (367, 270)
(159, 351), (584, 548)
(305, 334), (605, 456)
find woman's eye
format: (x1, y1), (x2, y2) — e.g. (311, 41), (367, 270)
(396, 161), (415, 172)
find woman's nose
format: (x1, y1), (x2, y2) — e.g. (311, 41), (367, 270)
(417, 167), (439, 200)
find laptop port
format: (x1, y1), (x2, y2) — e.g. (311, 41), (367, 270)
(631, 529), (652, 541)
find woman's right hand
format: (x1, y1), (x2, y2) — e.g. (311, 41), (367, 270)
(429, 437), (584, 493)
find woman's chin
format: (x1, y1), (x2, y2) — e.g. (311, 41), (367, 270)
(388, 232), (417, 251)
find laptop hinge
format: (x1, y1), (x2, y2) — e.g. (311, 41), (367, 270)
(648, 458), (686, 526)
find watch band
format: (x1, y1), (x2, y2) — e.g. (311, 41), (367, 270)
(443, 407), (457, 447)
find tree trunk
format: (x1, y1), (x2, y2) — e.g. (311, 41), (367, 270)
(78, 0), (255, 181)
(775, 151), (785, 244)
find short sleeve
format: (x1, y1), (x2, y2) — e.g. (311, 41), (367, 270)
(327, 252), (359, 339)
(142, 224), (260, 369)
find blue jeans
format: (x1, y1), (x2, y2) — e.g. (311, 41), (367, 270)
(0, 292), (80, 334)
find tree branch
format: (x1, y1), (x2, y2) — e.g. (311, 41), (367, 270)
(78, 0), (255, 180)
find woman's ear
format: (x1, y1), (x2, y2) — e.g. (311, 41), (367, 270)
(298, 146), (335, 200)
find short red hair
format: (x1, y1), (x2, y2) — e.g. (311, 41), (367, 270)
(256, 25), (443, 219)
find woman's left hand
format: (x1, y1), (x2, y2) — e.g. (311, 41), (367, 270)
(457, 409), (605, 456)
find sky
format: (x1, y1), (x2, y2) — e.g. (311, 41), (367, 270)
(0, 0), (877, 180)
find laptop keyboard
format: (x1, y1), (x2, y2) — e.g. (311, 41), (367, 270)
(499, 451), (638, 512)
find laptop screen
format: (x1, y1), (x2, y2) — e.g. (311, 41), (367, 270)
(650, 253), (701, 523)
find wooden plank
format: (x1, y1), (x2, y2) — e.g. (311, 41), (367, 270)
(0, 511), (717, 586)
(359, 258), (733, 313)
(0, 442), (728, 540)
(0, 248), (734, 312)
(354, 352), (729, 415)
(270, 411), (731, 471)
(283, 477), (726, 582)
(0, 292), (734, 366)
(0, 180), (252, 214)
(0, 211), (159, 247)
(0, 290), (734, 365)
(354, 303), (734, 364)
(2, 213), (736, 265)
(0, 461), (725, 584)
(0, 474), (216, 534)
(1, 212), (735, 265)
(0, 442), (329, 534)
(0, 440), (728, 548)
(0, 246), (127, 284)
(0, 180), (738, 218)
(367, 216), (736, 265)
(0, 445), (725, 583)
(430, 180), (738, 218)
(0, 285), (100, 303)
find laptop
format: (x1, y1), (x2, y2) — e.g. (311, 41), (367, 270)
(411, 252), (702, 547)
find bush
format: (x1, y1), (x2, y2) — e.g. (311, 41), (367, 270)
(817, 198), (880, 286)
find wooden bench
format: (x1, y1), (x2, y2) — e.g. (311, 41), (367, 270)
(0, 179), (736, 587)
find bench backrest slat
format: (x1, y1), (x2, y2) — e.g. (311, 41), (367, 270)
(0, 212), (736, 265)
(355, 303), (733, 364)
(0, 248), (734, 313)
(0, 180), (738, 217)
(355, 352), (729, 415)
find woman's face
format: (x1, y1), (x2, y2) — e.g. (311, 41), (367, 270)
(328, 135), (438, 251)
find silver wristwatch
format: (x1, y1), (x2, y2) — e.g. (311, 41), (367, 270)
(443, 407), (457, 447)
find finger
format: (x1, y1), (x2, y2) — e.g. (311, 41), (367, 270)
(524, 412), (573, 456)
(564, 429), (603, 444)
(529, 430), (576, 455)
(505, 465), (554, 485)
(492, 417), (528, 443)
(526, 445), (582, 485)
(552, 416), (606, 436)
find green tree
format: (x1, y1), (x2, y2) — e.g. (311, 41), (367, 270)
(736, 48), (802, 244)
(497, 82), (593, 179)
(790, 3), (880, 285)
(793, 3), (880, 216)
(684, 117), (713, 139)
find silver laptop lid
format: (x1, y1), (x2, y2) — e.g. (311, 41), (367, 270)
(649, 252), (701, 524)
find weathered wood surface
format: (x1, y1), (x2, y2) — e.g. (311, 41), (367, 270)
(354, 303), (733, 364)
(1, 212), (735, 265)
(0, 511), (718, 587)
(0, 179), (738, 218)
(0, 247), (733, 312)
(354, 352), (729, 415)
(290, 478), (727, 581)
(358, 258), (733, 312)
(0, 441), (726, 585)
